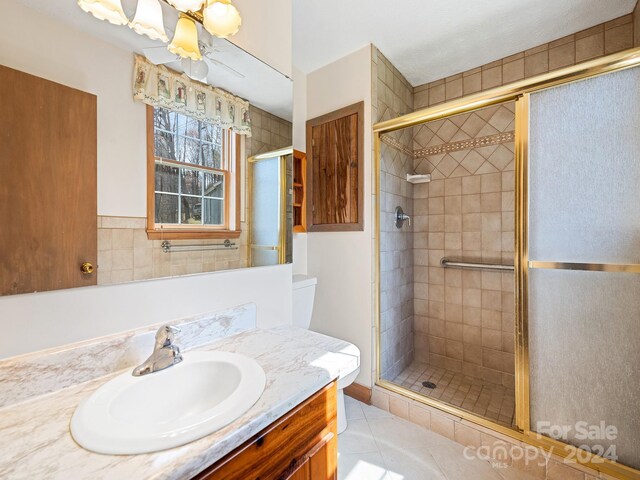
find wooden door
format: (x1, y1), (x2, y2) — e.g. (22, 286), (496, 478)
(0, 65), (97, 295)
(306, 102), (363, 232)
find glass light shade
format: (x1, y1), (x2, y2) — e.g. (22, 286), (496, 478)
(203, 0), (241, 38)
(77, 0), (128, 25)
(168, 16), (202, 60)
(166, 0), (206, 12)
(181, 58), (209, 82)
(130, 0), (168, 42)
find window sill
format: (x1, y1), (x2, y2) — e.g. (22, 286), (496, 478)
(146, 229), (241, 240)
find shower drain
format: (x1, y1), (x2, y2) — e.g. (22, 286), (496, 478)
(422, 381), (437, 389)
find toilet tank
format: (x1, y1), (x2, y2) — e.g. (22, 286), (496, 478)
(292, 275), (317, 329)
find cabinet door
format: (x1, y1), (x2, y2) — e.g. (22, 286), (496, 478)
(195, 382), (337, 480)
(287, 430), (337, 480)
(307, 434), (337, 480)
(0, 65), (97, 295)
(288, 461), (309, 480)
(306, 102), (363, 232)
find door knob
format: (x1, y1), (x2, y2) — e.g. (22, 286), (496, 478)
(80, 262), (94, 275)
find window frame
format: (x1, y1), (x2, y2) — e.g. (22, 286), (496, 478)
(146, 105), (241, 240)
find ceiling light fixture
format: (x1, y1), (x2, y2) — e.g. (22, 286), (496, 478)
(77, 0), (242, 61)
(166, 0), (205, 13)
(181, 58), (209, 82)
(203, 0), (241, 39)
(168, 15), (202, 61)
(130, 0), (169, 42)
(77, 0), (128, 26)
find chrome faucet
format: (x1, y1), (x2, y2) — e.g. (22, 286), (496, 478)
(132, 325), (183, 377)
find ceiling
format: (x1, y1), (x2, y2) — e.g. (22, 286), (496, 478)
(14, 0), (293, 120)
(293, 0), (636, 85)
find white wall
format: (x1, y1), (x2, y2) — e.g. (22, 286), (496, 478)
(0, 0), (292, 359)
(292, 67), (308, 151)
(305, 46), (374, 387)
(0, 265), (291, 359)
(231, 0), (292, 78)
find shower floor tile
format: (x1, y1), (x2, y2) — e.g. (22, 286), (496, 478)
(391, 361), (516, 428)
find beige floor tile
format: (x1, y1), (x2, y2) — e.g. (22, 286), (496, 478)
(391, 360), (516, 427)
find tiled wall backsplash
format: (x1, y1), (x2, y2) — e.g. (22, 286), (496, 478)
(245, 106), (293, 157)
(373, 47), (416, 381)
(98, 106), (292, 286)
(97, 216), (249, 285)
(413, 13), (636, 109)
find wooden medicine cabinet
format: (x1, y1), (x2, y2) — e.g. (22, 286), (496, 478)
(305, 102), (364, 232)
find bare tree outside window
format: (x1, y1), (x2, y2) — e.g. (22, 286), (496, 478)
(153, 107), (226, 227)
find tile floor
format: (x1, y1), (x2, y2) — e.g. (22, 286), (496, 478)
(391, 361), (515, 427)
(339, 396), (531, 480)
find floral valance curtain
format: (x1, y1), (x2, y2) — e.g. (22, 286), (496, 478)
(133, 54), (251, 137)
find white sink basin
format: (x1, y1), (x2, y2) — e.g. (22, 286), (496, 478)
(71, 351), (266, 454)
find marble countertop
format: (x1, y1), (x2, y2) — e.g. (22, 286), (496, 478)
(0, 327), (359, 480)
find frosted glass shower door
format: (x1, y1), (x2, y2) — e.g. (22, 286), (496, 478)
(248, 155), (283, 267)
(527, 66), (640, 470)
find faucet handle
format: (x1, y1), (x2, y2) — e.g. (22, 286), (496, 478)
(155, 324), (181, 347)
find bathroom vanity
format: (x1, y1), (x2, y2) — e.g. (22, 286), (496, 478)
(195, 382), (337, 479)
(0, 305), (358, 479)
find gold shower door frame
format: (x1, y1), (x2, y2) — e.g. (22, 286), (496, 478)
(373, 47), (640, 480)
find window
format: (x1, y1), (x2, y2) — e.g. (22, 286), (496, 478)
(147, 106), (240, 239)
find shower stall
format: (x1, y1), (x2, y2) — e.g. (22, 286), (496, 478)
(375, 48), (640, 477)
(380, 100), (518, 427)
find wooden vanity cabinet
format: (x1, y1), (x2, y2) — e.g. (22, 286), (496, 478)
(194, 382), (337, 480)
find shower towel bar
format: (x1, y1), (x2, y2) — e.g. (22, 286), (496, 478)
(440, 258), (514, 271)
(161, 240), (237, 253)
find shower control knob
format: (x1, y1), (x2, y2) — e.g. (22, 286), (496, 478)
(395, 206), (411, 229)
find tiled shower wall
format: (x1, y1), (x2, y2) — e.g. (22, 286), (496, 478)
(410, 103), (516, 389)
(400, 10), (637, 387)
(373, 47), (416, 380)
(97, 106), (292, 285)
(413, 12), (636, 108)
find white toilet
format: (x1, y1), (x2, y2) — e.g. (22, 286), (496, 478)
(292, 275), (360, 434)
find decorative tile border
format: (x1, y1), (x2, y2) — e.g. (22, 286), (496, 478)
(414, 131), (515, 158)
(381, 131), (515, 160)
(380, 133), (415, 157)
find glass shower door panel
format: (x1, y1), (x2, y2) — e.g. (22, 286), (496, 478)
(249, 157), (281, 266)
(528, 66), (640, 470)
(528, 269), (640, 469)
(529, 66), (640, 264)
(250, 248), (279, 267)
